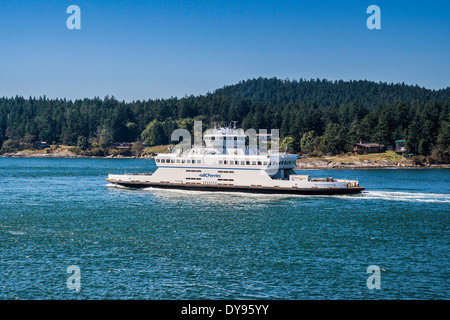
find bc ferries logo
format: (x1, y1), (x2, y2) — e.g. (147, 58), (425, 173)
(199, 173), (221, 178)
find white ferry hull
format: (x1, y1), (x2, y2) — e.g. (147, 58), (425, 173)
(106, 177), (365, 195)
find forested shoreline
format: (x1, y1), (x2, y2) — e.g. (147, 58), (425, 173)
(1, 78), (449, 162)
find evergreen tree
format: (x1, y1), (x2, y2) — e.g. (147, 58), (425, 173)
(141, 120), (166, 146)
(77, 136), (89, 150)
(99, 127), (114, 149)
(280, 137), (296, 153)
(300, 130), (317, 154)
(320, 123), (351, 154)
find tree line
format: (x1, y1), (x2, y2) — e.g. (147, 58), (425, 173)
(0, 77), (449, 161)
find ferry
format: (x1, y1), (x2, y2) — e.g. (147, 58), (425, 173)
(106, 125), (364, 195)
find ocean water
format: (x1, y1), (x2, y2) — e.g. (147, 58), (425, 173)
(0, 158), (448, 300)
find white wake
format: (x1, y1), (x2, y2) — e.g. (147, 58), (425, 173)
(106, 183), (450, 203)
(343, 190), (450, 203)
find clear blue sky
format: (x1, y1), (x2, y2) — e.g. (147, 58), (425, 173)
(0, 0), (449, 101)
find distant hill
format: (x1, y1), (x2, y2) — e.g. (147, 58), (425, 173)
(1, 77), (449, 161)
(214, 77), (450, 106)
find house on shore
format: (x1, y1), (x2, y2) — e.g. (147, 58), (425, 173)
(33, 141), (50, 149)
(113, 142), (133, 150)
(353, 142), (386, 155)
(395, 139), (406, 154)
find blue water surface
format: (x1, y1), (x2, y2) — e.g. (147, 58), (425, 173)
(0, 158), (449, 299)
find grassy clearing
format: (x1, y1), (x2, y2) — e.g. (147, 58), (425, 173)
(15, 145), (73, 155)
(143, 145), (170, 155)
(296, 151), (405, 164)
(325, 151), (403, 162)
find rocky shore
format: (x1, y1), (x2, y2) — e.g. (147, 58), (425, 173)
(0, 151), (151, 159)
(295, 158), (449, 169)
(2, 150), (449, 168)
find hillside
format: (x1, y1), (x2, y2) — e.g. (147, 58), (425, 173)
(215, 78), (450, 106)
(1, 78), (449, 162)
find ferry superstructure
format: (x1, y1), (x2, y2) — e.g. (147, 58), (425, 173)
(106, 126), (364, 195)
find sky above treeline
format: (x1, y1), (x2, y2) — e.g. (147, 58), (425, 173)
(0, 0), (449, 101)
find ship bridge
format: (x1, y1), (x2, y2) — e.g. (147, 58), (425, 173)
(203, 126), (247, 155)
